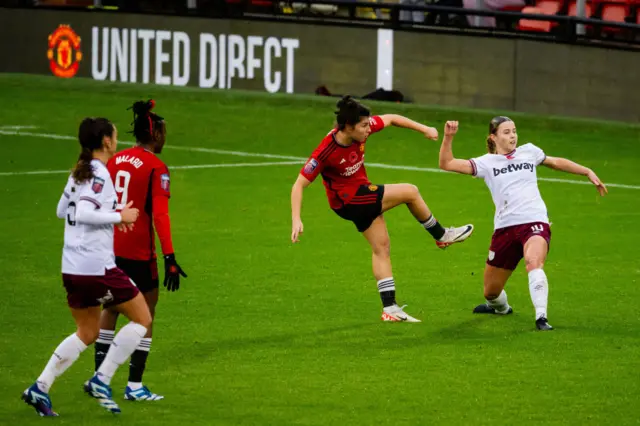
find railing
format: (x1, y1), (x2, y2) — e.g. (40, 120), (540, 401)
(5, 0), (640, 48)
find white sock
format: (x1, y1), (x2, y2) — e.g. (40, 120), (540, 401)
(528, 268), (549, 320)
(97, 322), (147, 385)
(421, 215), (437, 229)
(486, 290), (511, 314)
(127, 381), (143, 390)
(137, 337), (152, 352)
(37, 333), (88, 393)
(97, 329), (115, 345)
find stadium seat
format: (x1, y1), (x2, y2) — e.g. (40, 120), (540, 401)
(517, 1), (562, 31)
(599, 2), (629, 33)
(536, 0), (564, 12)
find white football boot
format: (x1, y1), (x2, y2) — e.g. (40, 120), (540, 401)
(381, 304), (421, 323)
(436, 224), (474, 249)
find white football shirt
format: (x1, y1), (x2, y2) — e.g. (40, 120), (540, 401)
(59, 159), (121, 275)
(470, 143), (549, 230)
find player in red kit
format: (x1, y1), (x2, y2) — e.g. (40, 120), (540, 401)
(94, 100), (187, 401)
(291, 96), (474, 323)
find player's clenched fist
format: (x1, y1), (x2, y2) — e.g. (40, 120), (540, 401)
(444, 121), (459, 136)
(423, 126), (439, 140)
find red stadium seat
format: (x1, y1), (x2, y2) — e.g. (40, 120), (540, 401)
(600, 3), (629, 32)
(536, 0), (564, 12)
(517, 1), (562, 31)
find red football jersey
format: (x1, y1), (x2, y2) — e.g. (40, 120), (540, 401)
(108, 146), (171, 261)
(300, 115), (385, 209)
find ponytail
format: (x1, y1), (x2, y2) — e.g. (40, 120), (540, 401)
(129, 99), (164, 143)
(72, 147), (95, 183)
(486, 136), (496, 154)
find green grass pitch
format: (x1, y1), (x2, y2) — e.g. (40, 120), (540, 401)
(0, 73), (639, 425)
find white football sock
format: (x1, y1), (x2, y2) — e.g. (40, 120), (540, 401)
(97, 322), (147, 385)
(37, 333), (88, 393)
(486, 290), (511, 314)
(528, 268), (549, 320)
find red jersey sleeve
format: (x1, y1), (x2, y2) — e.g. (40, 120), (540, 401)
(152, 165), (171, 199)
(151, 165), (174, 255)
(299, 147), (327, 183)
(369, 115), (385, 135)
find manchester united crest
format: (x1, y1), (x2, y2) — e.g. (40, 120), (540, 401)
(368, 185), (378, 192)
(47, 25), (82, 78)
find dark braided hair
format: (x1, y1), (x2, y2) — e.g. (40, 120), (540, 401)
(335, 95), (370, 130)
(73, 117), (114, 184)
(128, 99), (164, 144)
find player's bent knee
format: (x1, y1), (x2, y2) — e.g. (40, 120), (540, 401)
(76, 326), (99, 345)
(137, 310), (153, 329)
(373, 239), (391, 258)
(409, 184), (420, 199)
(525, 257), (544, 271)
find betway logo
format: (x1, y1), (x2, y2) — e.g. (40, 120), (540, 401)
(493, 163), (535, 176)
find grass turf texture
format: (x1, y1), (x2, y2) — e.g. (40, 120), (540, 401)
(0, 73), (639, 425)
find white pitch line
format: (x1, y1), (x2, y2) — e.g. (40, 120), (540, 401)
(0, 161), (303, 177)
(0, 169), (70, 177)
(172, 161), (303, 170)
(0, 125), (38, 130)
(1, 129), (639, 190)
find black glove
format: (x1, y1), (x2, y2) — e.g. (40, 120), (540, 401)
(163, 253), (187, 292)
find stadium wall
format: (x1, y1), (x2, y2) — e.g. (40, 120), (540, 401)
(1, 8), (639, 122)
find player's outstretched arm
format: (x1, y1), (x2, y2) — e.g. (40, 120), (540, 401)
(291, 174), (311, 243)
(438, 121), (474, 175)
(378, 114), (439, 140)
(542, 156), (608, 196)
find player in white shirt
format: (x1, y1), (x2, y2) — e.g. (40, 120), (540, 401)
(438, 117), (607, 331)
(22, 118), (153, 417)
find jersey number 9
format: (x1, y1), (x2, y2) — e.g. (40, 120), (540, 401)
(114, 170), (131, 209)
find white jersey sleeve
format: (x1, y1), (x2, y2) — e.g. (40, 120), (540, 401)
(470, 154), (492, 179)
(528, 143), (547, 165)
(56, 179), (73, 219)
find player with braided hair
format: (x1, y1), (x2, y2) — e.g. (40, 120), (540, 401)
(92, 100), (187, 402)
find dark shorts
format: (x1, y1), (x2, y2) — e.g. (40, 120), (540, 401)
(333, 184), (385, 232)
(487, 222), (552, 271)
(116, 257), (159, 293)
(62, 268), (140, 309)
